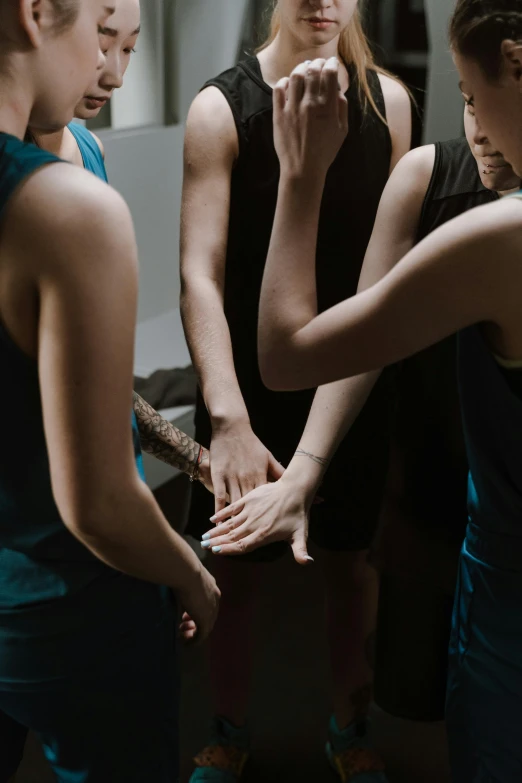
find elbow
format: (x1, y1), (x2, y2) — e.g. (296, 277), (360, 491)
(259, 347), (301, 392)
(54, 477), (137, 542)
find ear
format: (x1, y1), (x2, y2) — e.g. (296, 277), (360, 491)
(500, 39), (522, 89)
(18, 0), (53, 48)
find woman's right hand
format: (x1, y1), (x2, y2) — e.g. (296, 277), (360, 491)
(209, 418), (285, 513)
(273, 57), (348, 182)
(178, 563), (221, 644)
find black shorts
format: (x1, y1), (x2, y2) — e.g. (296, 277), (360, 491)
(186, 374), (395, 562)
(372, 501), (467, 722)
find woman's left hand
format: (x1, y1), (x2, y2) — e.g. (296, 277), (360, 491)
(273, 56), (348, 182)
(200, 477), (314, 565)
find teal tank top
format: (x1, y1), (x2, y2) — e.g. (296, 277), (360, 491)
(458, 192), (522, 551)
(0, 132), (168, 690)
(68, 123), (146, 481)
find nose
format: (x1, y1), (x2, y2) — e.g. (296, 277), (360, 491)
(99, 50), (124, 91)
(96, 47), (106, 72)
(473, 117), (489, 147)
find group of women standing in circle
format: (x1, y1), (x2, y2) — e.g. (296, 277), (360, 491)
(0, 0), (521, 782)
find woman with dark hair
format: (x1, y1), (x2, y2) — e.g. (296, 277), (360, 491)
(206, 1), (522, 779)
(0, 1), (219, 780)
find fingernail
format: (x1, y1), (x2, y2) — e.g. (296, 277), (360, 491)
(304, 60), (311, 64)
(209, 515), (217, 523)
(212, 546), (222, 554)
(305, 556), (314, 562)
(201, 540), (211, 549)
(201, 533), (211, 541)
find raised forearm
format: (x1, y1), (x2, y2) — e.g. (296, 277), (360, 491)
(258, 175), (325, 364)
(180, 278), (249, 424)
(133, 392), (207, 476)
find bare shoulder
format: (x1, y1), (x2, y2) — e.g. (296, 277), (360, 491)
(378, 73), (413, 169)
(185, 86), (239, 164)
(378, 73), (411, 108)
(391, 143), (436, 188)
(90, 131), (105, 159)
(7, 163), (135, 276)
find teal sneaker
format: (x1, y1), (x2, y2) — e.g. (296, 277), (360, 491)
(326, 715), (388, 782)
(189, 716), (250, 782)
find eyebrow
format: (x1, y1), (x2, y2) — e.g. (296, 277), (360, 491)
(100, 24), (141, 38)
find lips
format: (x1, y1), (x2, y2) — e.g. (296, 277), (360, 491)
(305, 17), (335, 29)
(85, 96), (109, 109)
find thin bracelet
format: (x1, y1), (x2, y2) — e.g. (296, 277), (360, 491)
(189, 445), (204, 483)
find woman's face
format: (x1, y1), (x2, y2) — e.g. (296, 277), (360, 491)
(29, 0), (112, 131)
(455, 44), (522, 178)
(463, 102), (521, 193)
(277, 0), (358, 48)
(75, 0), (140, 119)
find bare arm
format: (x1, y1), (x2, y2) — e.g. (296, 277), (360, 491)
(283, 78), (417, 494)
(261, 181), (522, 388)
(7, 165), (219, 637)
(180, 88), (283, 511)
(132, 391), (212, 492)
(258, 60), (522, 388)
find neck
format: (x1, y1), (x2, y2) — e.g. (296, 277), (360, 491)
(257, 30), (348, 89)
(0, 74), (32, 140)
(498, 185), (521, 198)
(30, 127), (67, 157)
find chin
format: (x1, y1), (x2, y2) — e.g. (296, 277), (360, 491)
(74, 104), (100, 121)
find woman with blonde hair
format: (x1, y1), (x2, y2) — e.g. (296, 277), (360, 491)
(181, 1), (411, 779)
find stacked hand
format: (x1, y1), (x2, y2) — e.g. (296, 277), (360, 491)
(200, 475), (315, 565)
(209, 419), (285, 513)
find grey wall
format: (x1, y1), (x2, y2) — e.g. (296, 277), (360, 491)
(167, 0), (250, 124)
(423, 0), (464, 143)
(100, 125), (185, 323)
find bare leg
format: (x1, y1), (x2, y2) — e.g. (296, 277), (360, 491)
(322, 549), (379, 729)
(208, 557), (261, 727)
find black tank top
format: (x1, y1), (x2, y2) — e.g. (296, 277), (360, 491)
(195, 56), (393, 457)
(393, 136), (499, 531)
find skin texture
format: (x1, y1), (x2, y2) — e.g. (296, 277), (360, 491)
(0, 0), (219, 643)
(181, 0), (412, 736)
(204, 104), (521, 553)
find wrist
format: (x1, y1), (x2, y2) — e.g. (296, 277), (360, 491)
(282, 452), (326, 498)
(210, 410), (251, 435)
(279, 169), (326, 193)
(171, 543), (204, 593)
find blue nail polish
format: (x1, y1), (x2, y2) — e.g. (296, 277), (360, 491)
(202, 533), (211, 541)
(212, 546), (222, 554)
(201, 540), (211, 549)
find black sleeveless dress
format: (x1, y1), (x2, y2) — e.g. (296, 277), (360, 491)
(374, 136), (499, 723)
(187, 56), (397, 559)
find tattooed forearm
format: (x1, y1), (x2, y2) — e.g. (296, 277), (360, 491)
(295, 448), (329, 466)
(133, 392), (204, 475)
